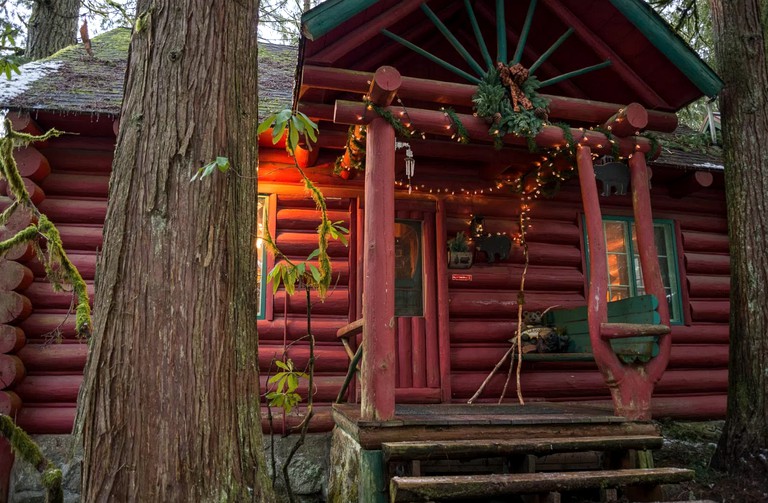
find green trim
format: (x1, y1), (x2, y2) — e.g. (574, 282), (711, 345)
(609, 0), (722, 97)
(530, 27), (574, 74)
(464, 0), (493, 70)
(258, 195), (268, 320)
(495, 0), (506, 63)
(380, 29), (481, 84)
(512, 0), (537, 65)
(538, 60), (612, 88)
(301, 0), (380, 40)
(584, 215), (684, 324)
(420, 3), (486, 77)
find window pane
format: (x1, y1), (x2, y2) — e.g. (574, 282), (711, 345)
(257, 196), (266, 317)
(629, 222), (681, 323)
(395, 220), (424, 317)
(605, 221), (628, 253)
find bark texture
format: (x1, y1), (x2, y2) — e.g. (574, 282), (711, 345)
(25, 0), (79, 60)
(709, 0), (768, 475)
(78, 1), (273, 501)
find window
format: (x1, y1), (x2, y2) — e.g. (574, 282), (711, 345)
(257, 195), (268, 319)
(601, 217), (682, 323)
(394, 220), (424, 317)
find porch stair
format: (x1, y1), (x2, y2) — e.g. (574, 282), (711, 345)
(382, 430), (695, 502)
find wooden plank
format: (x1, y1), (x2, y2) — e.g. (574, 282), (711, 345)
(390, 468), (694, 502)
(600, 323), (671, 340)
(361, 450), (387, 503)
(545, 295), (659, 325)
(337, 318), (364, 340)
(382, 435), (663, 461)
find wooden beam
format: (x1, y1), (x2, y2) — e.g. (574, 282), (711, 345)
(333, 100), (659, 157)
(602, 102), (649, 137)
(306, 0), (424, 65)
(435, 199), (452, 402)
(538, 60), (612, 88)
(530, 28), (574, 74)
(600, 323), (671, 340)
(360, 117), (397, 421)
(512, 0), (538, 65)
(540, 0), (670, 109)
(463, 0), (493, 70)
(420, 3), (486, 77)
(495, 0), (506, 63)
(300, 66), (679, 131)
(669, 171), (714, 198)
(368, 66), (402, 106)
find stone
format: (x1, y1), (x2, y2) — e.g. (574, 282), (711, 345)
(8, 434), (82, 503)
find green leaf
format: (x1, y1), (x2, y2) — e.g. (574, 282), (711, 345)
(268, 373), (282, 384)
(289, 123), (300, 152)
(275, 360), (289, 371)
(287, 373), (299, 392)
(257, 115), (276, 135)
(296, 263), (306, 275)
(309, 264), (321, 283)
(338, 234), (348, 246)
(306, 249), (320, 261)
(216, 157), (230, 172)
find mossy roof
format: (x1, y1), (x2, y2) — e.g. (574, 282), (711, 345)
(0, 29), (297, 120)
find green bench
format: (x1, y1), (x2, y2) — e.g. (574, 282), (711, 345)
(523, 294), (666, 364)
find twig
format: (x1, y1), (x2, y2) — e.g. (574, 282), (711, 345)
(468, 345), (514, 404)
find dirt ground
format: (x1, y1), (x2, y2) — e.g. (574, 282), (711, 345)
(653, 420), (768, 502)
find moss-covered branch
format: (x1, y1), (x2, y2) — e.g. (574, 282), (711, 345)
(0, 119), (91, 336)
(0, 415), (62, 503)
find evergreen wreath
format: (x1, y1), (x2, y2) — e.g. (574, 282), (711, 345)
(472, 66), (550, 149)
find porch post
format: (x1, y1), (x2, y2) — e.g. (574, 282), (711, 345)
(629, 153), (672, 380)
(361, 116), (396, 421)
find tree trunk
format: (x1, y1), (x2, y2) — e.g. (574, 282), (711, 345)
(78, 1), (274, 501)
(709, 0), (768, 475)
(25, 0), (80, 60)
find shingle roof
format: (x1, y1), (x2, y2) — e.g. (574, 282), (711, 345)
(0, 29), (298, 120)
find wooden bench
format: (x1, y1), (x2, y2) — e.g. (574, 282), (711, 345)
(523, 294), (670, 364)
(390, 467), (694, 502)
(382, 435), (663, 462)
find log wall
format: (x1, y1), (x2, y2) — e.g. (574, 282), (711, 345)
(446, 181), (730, 415)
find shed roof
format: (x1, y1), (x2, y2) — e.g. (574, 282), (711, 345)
(0, 28), (297, 120)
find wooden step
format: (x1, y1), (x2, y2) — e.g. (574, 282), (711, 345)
(390, 467), (694, 502)
(383, 435), (663, 461)
(600, 322), (671, 340)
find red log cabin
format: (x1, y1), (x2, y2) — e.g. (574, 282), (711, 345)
(0, 0), (728, 499)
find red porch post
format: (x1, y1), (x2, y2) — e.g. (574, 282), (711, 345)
(360, 116), (396, 421)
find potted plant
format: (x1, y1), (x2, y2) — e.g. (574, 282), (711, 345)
(447, 231), (473, 269)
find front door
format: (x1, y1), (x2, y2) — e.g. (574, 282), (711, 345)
(393, 203), (441, 402)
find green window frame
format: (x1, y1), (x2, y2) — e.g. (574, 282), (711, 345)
(587, 216), (683, 324)
(257, 195), (268, 319)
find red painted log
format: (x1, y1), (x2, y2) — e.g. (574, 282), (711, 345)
(681, 231), (730, 253)
(35, 148), (113, 173)
(447, 265), (584, 292)
(275, 232), (349, 258)
(17, 343), (88, 371)
(272, 288), (349, 316)
(673, 213), (728, 233)
(422, 213), (440, 389)
(38, 198), (108, 224)
(277, 194), (351, 211)
(38, 173), (110, 198)
(669, 344), (729, 367)
(16, 406), (77, 434)
(43, 136), (117, 152)
(274, 260), (350, 285)
(257, 318), (345, 343)
(368, 66), (402, 106)
(684, 253), (730, 275)
(670, 171), (714, 198)
(395, 387), (441, 404)
(503, 243), (582, 267)
(0, 292), (32, 323)
(670, 324), (729, 344)
(14, 374), (82, 402)
(690, 300), (730, 323)
(54, 225), (104, 250)
(450, 321), (523, 344)
(687, 275), (730, 298)
(450, 368), (728, 400)
(260, 406), (334, 434)
(19, 312), (79, 338)
(7, 113), (44, 137)
(275, 208), (350, 230)
(27, 252), (97, 281)
(301, 66), (678, 131)
(600, 323), (670, 339)
(650, 394), (726, 419)
(602, 103), (649, 137)
(447, 218), (580, 245)
(411, 317), (427, 388)
(361, 116), (397, 421)
(0, 260), (34, 291)
(448, 291), (585, 319)
(554, 184), (727, 215)
(0, 391), (21, 415)
(0, 354), (25, 388)
(4, 178), (45, 205)
(333, 101), (657, 158)
(23, 281), (94, 310)
(12, 147), (51, 181)
(436, 199), (452, 402)
(258, 344), (349, 373)
(445, 197), (578, 222)
(0, 325), (25, 354)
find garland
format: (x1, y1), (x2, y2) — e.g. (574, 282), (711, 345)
(442, 107), (470, 144)
(365, 100), (413, 138)
(333, 125), (366, 176)
(592, 126), (621, 160)
(643, 132), (660, 161)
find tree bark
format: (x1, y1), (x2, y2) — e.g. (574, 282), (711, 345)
(709, 0), (768, 475)
(78, 1), (274, 501)
(25, 0), (80, 60)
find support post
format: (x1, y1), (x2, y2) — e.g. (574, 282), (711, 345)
(361, 116), (396, 421)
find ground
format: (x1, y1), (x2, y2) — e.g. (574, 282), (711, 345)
(654, 420), (768, 502)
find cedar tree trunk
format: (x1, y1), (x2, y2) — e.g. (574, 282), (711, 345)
(25, 0), (79, 59)
(78, 1), (274, 501)
(709, 0), (768, 475)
